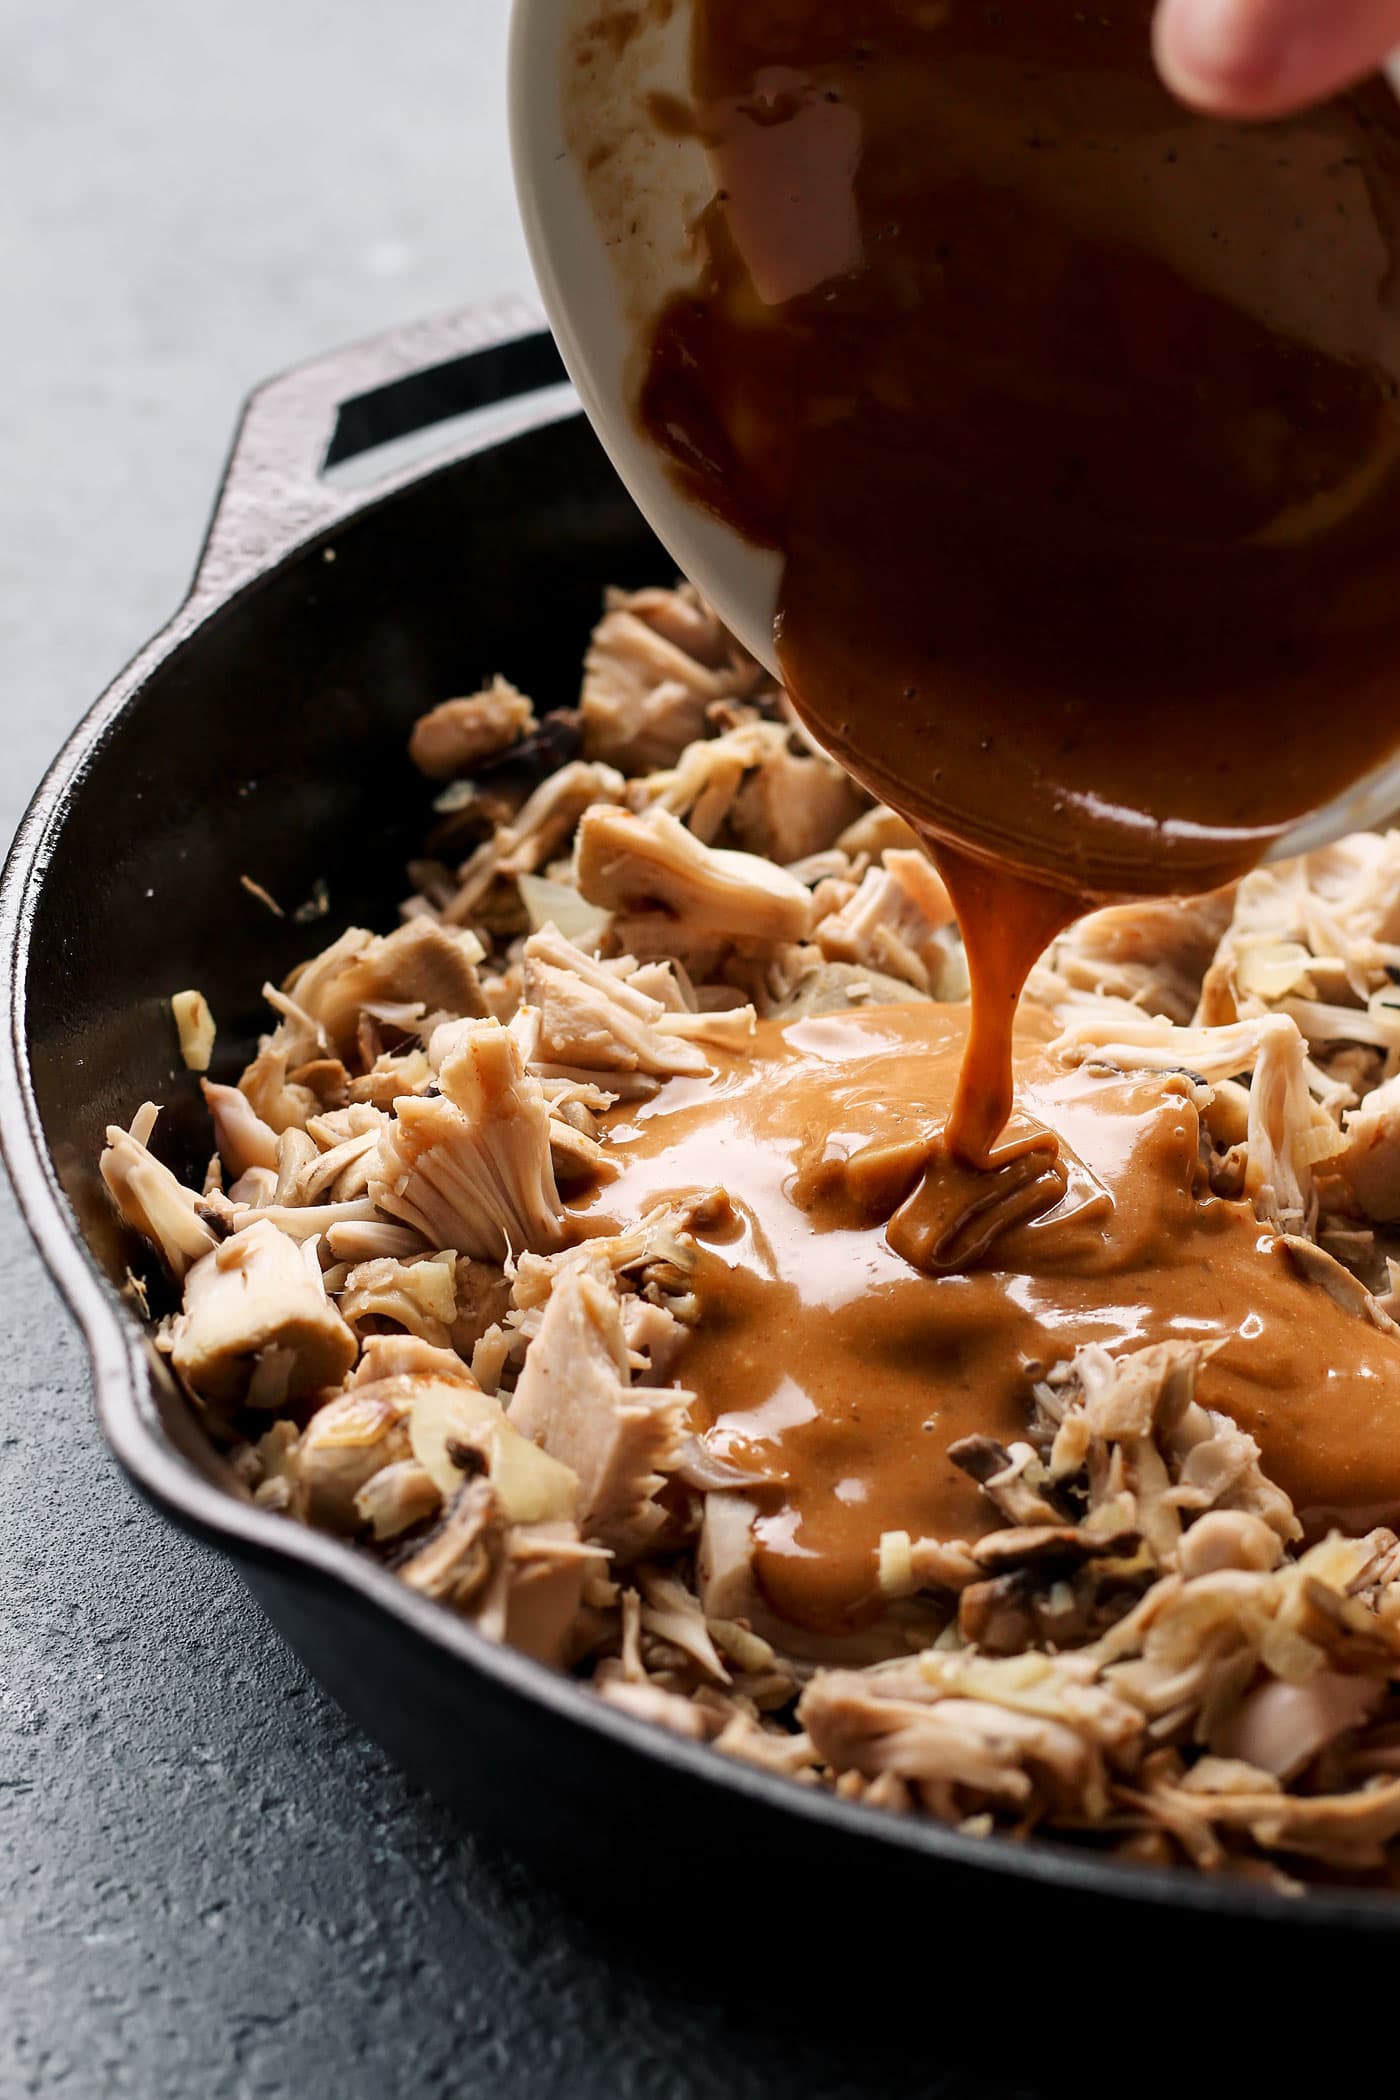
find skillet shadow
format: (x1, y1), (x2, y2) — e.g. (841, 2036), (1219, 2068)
(468, 1820), (1395, 2088)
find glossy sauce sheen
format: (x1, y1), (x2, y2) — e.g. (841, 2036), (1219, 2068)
(638, 0), (1400, 1149)
(581, 1007), (1400, 1635)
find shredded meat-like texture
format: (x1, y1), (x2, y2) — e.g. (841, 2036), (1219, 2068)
(408, 676), (536, 780)
(100, 579), (1400, 1889)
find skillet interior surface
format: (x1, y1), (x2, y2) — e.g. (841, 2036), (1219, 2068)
(4, 308), (1399, 1953)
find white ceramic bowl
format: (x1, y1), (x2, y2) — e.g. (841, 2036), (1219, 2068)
(508, 0), (1400, 864)
(508, 0), (780, 676)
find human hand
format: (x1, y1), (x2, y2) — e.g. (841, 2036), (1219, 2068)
(1155, 0), (1400, 115)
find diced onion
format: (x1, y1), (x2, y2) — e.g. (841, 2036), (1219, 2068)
(171, 988), (215, 1072)
(518, 873), (611, 950)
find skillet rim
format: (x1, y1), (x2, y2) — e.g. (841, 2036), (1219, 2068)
(3, 301), (1396, 1932)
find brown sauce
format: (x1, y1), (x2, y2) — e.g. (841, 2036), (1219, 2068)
(605, 0), (1400, 1634)
(636, 0), (1400, 1155)
(577, 1006), (1400, 1635)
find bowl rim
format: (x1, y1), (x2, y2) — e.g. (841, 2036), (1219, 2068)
(507, 0), (784, 679)
(4, 303), (1399, 1932)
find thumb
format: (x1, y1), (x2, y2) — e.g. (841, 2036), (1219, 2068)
(1154, 0), (1400, 116)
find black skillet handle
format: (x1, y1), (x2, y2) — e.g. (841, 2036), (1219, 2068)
(189, 297), (570, 604)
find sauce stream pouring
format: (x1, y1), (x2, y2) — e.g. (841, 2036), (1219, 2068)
(632, 0), (1400, 1156)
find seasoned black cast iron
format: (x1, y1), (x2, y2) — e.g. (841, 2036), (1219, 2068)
(3, 303), (1393, 1940)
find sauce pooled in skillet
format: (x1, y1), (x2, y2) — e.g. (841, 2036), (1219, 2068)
(580, 1003), (1400, 1640)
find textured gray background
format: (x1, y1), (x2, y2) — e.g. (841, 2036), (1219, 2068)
(0, 3), (1355, 2093)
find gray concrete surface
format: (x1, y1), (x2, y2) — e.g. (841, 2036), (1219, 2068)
(0, 6), (1045, 2095)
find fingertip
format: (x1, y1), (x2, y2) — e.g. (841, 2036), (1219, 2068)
(1152, 0), (1300, 117)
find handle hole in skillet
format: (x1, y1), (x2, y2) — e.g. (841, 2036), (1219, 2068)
(321, 331), (572, 487)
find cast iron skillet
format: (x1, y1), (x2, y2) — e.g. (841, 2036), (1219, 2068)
(4, 300), (1396, 1943)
